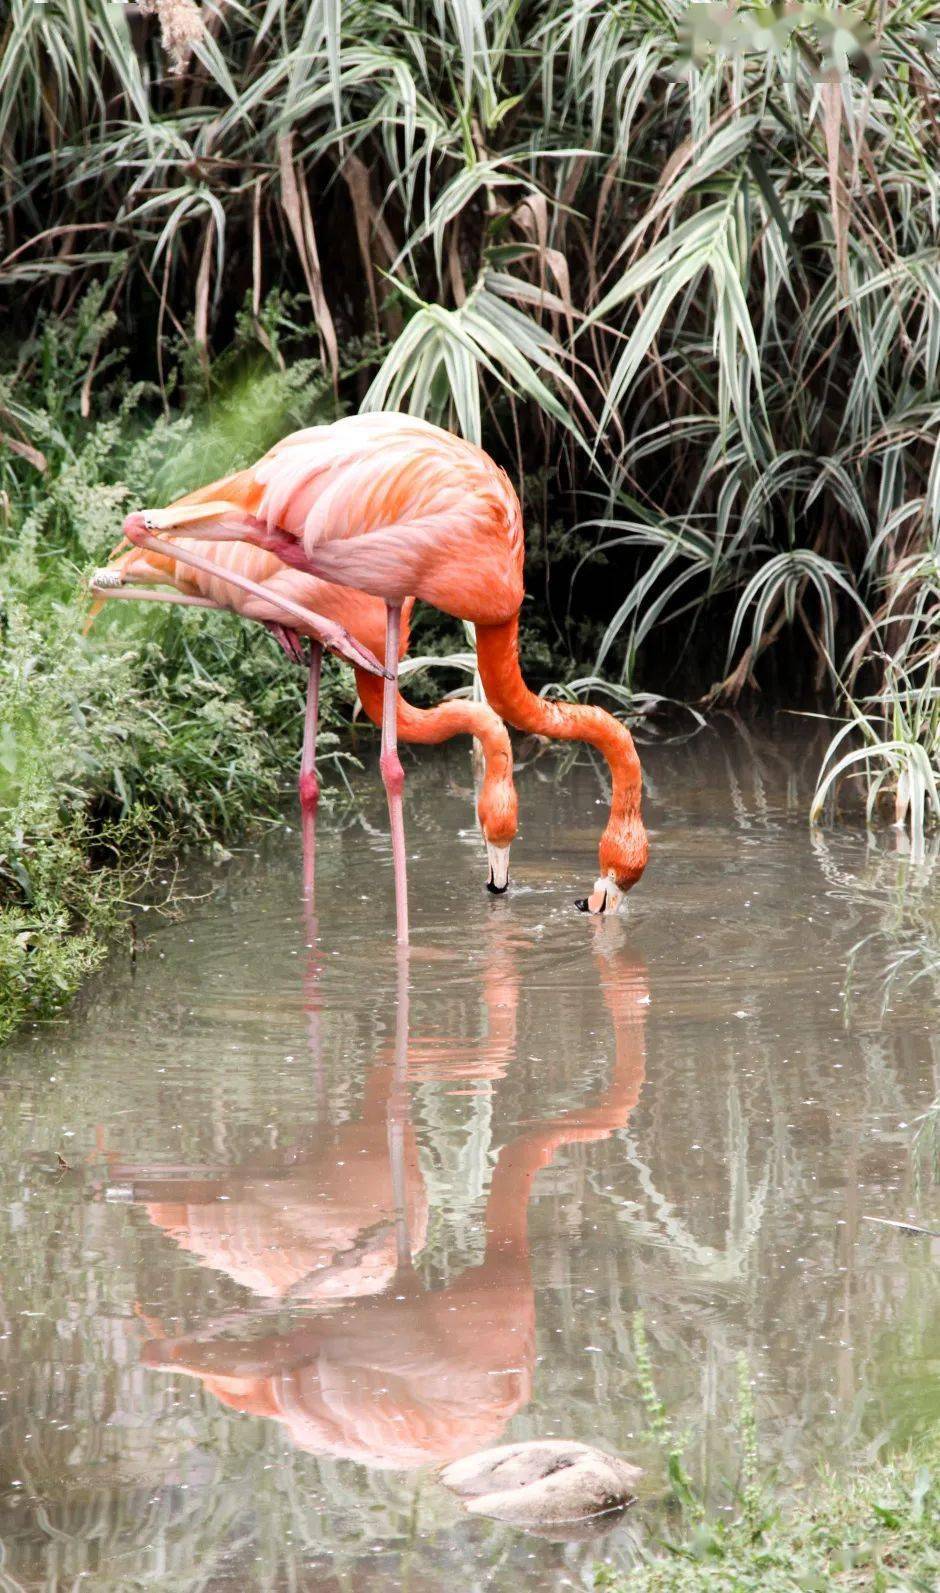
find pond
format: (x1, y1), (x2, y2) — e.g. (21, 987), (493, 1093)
(1, 724), (937, 1589)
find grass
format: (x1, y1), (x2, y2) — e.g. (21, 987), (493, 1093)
(598, 1444), (939, 1590)
(596, 1320), (939, 1591)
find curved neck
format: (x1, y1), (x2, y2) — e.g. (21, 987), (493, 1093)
(355, 669), (505, 758)
(484, 955), (647, 1261)
(354, 670), (517, 845)
(475, 619), (645, 877)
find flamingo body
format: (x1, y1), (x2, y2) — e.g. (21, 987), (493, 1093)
(97, 532), (518, 875)
(122, 414), (648, 919)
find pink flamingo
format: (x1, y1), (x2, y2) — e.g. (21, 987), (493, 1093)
(119, 415), (649, 941)
(91, 532), (518, 896)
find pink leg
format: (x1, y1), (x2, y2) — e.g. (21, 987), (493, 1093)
(379, 604), (408, 945)
(299, 643), (322, 901)
(388, 951), (412, 1275)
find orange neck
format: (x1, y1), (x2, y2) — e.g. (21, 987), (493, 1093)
(475, 618), (647, 886)
(483, 992), (646, 1259)
(354, 669), (518, 847)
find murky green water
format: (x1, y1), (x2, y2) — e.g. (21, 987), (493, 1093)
(1, 726), (937, 1589)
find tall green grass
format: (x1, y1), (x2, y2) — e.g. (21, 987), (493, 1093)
(597, 1323), (938, 1591)
(3, 0), (938, 826)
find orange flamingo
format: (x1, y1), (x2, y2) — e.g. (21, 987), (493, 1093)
(119, 415), (649, 940)
(90, 535), (518, 896)
(132, 931), (647, 1469)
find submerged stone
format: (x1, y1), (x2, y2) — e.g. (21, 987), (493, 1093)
(439, 1439), (641, 1532)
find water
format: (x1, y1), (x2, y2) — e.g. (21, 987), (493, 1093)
(1, 726), (937, 1590)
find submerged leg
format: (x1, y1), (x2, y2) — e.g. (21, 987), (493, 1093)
(380, 604), (409, 945)
(299, 643), (322, 901)
(388, 952), (412, 1275)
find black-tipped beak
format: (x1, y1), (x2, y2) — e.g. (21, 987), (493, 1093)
(574, 893), (607, 914)
(487, 876), (508, 895)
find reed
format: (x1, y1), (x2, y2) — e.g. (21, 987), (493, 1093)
(3, 1), (938, 823)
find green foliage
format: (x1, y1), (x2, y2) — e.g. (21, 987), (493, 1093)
(0, 298), (361, 1041)
(2, 2), (940, 1035)
(812, 617), (940, 853)
(598, 1446), (939, 1588)
(601, 1329), (939, 1591)
(632, 1311), (701, 1516)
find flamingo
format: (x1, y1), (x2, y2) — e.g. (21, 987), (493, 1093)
(90, 534), (518, 896)
(128, 929), (648, 1469)
(118, 414), (649, 941)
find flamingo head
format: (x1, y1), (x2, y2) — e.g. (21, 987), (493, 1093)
(485, 840), (511, 894)
(576, 816), (648, 914)
(479, 775), (517, 896)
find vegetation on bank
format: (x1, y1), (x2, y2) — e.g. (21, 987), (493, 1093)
(599, 1443), (939, 1590)
(0, 301), (367, 1041)
(4, 1), (939, 777)
(596, 1322), (939, 1591)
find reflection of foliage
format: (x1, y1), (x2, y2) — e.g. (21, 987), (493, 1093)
(812, 829), (940, 1032)
(912, 1100), (939, 1201)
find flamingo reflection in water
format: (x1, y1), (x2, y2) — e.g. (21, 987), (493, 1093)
(127, 928), (647, 1469)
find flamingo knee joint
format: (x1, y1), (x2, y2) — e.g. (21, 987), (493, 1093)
(380, 750), (405, 799)
(298, 772), (320, 813)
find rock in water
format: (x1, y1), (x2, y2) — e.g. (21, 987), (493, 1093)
(440, 1440), (640, 1531)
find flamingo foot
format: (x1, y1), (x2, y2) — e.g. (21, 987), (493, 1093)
(267, 623), (306, 665)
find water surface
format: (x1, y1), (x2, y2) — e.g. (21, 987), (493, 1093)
(1, 725), (937, 1589)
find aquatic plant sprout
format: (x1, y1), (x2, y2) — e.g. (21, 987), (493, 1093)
(812, 632), (940, 852)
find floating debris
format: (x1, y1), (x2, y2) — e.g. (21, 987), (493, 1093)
(863, 1216), (940, 1239)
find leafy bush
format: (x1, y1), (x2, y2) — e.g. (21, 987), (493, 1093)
(0, 298), (359, 1040)
(3, 3), (940, 1036)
